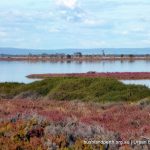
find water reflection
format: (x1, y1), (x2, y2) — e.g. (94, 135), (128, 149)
(0, 60), (150, 83)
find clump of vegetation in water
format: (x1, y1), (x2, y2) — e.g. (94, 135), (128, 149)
(0, 77), (150, 102)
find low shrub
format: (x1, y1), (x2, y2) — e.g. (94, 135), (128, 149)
(0, 77), (149, 102)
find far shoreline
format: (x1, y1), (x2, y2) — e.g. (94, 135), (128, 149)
(0, 54), (150, 62)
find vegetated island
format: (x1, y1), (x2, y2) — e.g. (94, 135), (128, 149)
(0, 52), (150, 61)
(27, 72), (150, 80)
(1, 77), (150, 101)
(0, 77), (150, 150)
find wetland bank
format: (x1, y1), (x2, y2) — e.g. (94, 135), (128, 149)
(0, 48), (150, 150)
(0, 77), (150, 150)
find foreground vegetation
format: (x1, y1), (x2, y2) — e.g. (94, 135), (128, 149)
(0, 77), (150, 102)
(0, 99), (150, 150)
(0, 77), (150, 149)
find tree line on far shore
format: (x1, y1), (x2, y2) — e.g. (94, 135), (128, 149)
(0, 51), (150, 59)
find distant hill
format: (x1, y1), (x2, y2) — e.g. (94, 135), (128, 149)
(0, 47), (150, 55)
(0, 47), (45, 55)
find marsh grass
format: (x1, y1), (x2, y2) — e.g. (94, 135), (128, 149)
(0, 77), (150, 102)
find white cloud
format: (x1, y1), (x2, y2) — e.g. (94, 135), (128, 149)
(55, 0), (85, 23)
(142, 39), (150, 44)
(0, 31), (7, 38)
(83, 18), (97, 25)
(0, 10), (53, 22)
(56, 0), (78, 9)
(120, 31), (129, 35)
(80, 40), (107, 48)
(48, 28), (60, 33)
(83, 18), (107, 26)
(130, 26), (145, 32)
(1, 0), (150, 48)
(36, 25), (60, 33)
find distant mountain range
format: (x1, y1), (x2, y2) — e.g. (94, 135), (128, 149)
(0, 47), (150, 55)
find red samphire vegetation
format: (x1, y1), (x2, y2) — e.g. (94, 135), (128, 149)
(27, 72), (150, 80)
(0, 99), (150, 149)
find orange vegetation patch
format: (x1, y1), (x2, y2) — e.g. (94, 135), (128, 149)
(0, 99), (150, 141)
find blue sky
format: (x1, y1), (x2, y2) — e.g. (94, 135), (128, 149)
(0, 0), (150, 49)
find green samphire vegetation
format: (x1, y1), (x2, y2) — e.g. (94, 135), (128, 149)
(0, 77), (150, 102)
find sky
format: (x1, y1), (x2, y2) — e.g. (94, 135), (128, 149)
(0, 0), (150, 49)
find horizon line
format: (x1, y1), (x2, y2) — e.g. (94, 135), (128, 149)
(0, 47), (150, 51)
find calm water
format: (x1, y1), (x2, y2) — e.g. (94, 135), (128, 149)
(0, 60), (150, 87)
(121, 80), (150, 88)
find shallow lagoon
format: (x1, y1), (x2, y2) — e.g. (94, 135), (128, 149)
(0, 60), (150, 87)
(121, 80), (150, 88)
